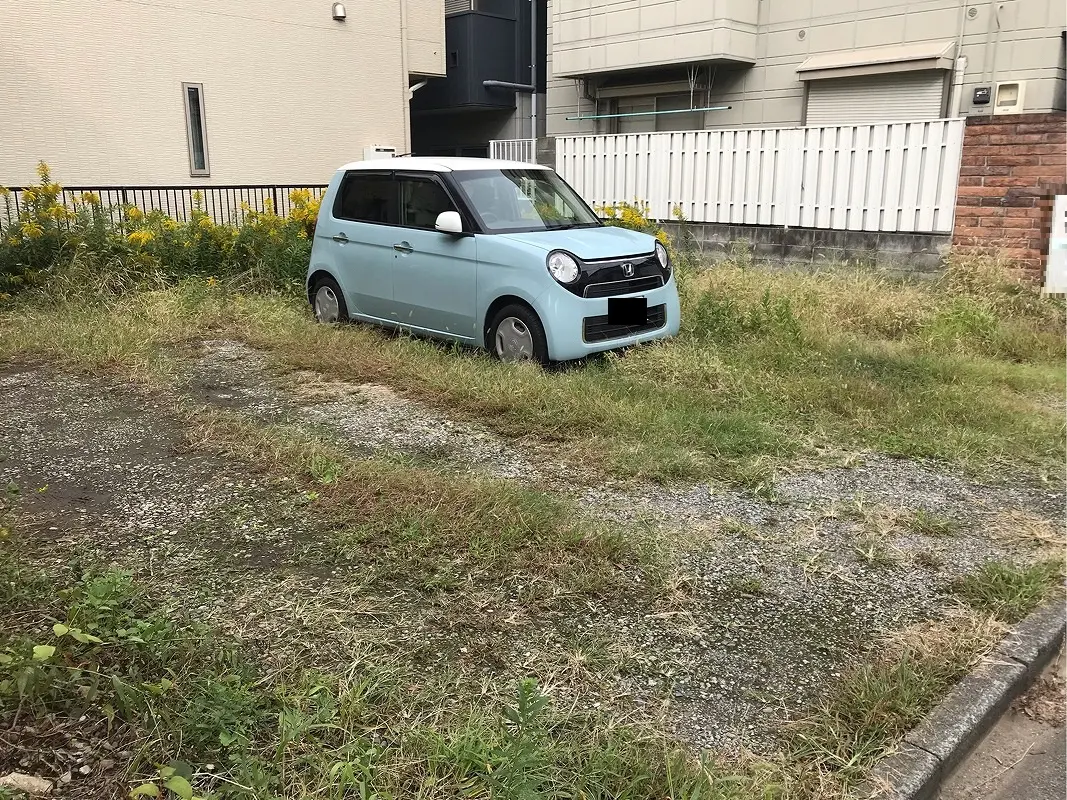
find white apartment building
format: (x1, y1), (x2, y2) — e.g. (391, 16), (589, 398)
(1, 0), (445, 187)
(547, 0), (1066, 136)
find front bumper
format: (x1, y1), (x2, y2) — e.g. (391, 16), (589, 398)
(537, 275), (681, 362)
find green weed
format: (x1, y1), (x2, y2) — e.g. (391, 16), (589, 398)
(951, 560), (1064, 623)
(905, 510), (959, 538)
(786, 612), (1003, 791)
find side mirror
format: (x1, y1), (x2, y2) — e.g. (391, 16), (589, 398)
(435, 210), (464, 235)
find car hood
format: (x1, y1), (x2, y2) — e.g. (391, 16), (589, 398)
(497, 225), (656, 260)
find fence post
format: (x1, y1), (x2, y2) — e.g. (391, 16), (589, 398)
(272, 187), (280, 216)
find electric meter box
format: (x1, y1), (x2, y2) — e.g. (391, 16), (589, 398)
(363, 146), (397, 161)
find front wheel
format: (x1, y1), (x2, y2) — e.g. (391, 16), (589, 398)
(311, 275), (349, 324)
(487, 304), (549, 364)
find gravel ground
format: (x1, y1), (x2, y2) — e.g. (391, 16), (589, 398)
(2, 344), (1062, 758)
(187, 339), (540, 478)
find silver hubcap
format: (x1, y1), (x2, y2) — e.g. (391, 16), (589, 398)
(495, 317), (534, 361)
(314, 285), (340, 323)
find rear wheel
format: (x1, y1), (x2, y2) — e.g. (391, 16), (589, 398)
(487, 304), (549, 364)
(311, 275), (349, 324)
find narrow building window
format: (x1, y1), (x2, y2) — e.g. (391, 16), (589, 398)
(182, 83), (210, 176)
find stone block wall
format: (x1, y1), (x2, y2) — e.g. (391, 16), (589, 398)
(660, 222), (950, 279)
(952, 113), (1066, 277)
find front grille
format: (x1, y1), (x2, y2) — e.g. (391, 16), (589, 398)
(563, 251), (664, 298)
(583, 304), (667, 343)
(583, 275), (664, 299)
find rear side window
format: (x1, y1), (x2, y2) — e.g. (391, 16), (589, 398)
(399, 177), (457, 230)
(334, 173), (398, 224)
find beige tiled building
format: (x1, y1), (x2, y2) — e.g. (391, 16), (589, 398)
(1, 0), (445, 187)
(547, 0), (1066, 135)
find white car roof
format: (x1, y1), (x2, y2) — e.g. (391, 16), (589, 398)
(336, 156), (550, 173)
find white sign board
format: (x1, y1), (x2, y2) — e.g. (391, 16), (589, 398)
(1046, 195), (1067, 294)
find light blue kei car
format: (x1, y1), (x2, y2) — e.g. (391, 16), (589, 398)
(306, 157), (680, 364)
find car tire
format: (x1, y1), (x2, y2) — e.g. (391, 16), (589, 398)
(311, 275), (349, 324)
(487, 304), (550, 364)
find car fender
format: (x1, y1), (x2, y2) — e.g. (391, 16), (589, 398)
(474, 235), (555, 330)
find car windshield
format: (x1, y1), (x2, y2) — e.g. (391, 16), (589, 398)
(450, 168), (601, 233)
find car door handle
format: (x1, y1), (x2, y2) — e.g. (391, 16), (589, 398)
(332, 232), (348, 243)
(393, 242), (413, 254)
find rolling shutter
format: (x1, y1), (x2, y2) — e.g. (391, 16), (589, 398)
(805, 71), (946, 126)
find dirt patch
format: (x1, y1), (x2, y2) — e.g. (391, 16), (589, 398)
(1, 715), (134, 800)
(1014, 649), (1066, 726)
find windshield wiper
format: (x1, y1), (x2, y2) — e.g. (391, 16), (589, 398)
(546, 221), (594, 230)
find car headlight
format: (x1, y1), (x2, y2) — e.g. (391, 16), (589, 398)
(655, 241), (670, 271)
(547, 250), (580, 284)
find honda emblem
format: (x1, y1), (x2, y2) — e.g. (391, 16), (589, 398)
(621, 262), (635, 277)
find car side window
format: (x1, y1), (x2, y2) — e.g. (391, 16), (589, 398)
(399, 177), (458, 230)
(334, 173), (398, 224)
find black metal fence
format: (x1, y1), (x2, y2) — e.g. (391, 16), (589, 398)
(0, 184), (329, 232)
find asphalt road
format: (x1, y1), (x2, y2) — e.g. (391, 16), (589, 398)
(939, 649), (1066, 800)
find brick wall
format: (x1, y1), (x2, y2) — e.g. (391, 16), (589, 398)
(952, 113), (1066, 276)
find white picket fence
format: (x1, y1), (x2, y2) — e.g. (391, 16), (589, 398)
(555, 119), (965, 234)
(489, 138), (536, 163)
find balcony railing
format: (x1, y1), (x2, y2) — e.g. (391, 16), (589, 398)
(489, 139), (537, 164)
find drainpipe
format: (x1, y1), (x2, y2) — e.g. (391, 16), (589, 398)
(952, 2), (969, 115)
(483, 80), (536, 92)
(989, 2), (1010, 110)
(409, 80), (428, 100)
(530, 0), (537, 141)
(399, 0), (411, 151)
(950, 55), (968, 117)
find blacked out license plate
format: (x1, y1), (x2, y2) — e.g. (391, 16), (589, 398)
(608, 297), (647, 326)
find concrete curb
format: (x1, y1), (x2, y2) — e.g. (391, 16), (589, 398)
(859, 599), (1066, 800)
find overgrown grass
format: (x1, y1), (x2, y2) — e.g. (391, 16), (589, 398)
(1, 554), (769, 800)
(179, 408), (654, 597)
(786, 612), (1005, 791)
(1, 251), (1063, 486)
(951, 560), (1064, 623)
(3, 546), (1040, 800)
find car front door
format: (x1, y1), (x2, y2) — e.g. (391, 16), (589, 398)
(326, 171), (398, 321)
(392, 173), (478, 340)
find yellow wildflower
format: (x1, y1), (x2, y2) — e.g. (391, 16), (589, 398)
(80, 192), (100, 205)
(126, 206), (144, 222)
(206, 276), (218, 287)
(6, 236), (19, 246)
(22, 189), (36, 203)
(197, 216), (213, 230)
(127, 229), (155, 247)
(0, 187), (10, 198)
(162, 218), (178, 231)
(49, 205), (70, 221)
(20, 220), (44, 239)
(35, 161), (51, 181)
